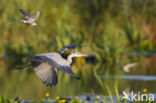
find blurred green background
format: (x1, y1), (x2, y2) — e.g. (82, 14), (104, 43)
(0, 0), (156, 100)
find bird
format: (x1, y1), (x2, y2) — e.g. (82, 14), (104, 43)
(19, 9), (40, 26)
(15, 51), (87, 87)
(60, 45), (80, 53)
(122, 63), (137, 73)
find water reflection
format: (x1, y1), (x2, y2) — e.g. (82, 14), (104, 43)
(99, 75), (156, 81)
(19, 94), (156, 103)
(127, 52), (156, 57)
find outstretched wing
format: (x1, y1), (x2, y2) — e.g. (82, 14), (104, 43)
(26, 53), (78, 79)
(55, 64), (78, 79)
(123, 63), (137, 73)
(19, 9), (32, 19)
(32, 62), (58, 87)
(32, 10), (40, 20)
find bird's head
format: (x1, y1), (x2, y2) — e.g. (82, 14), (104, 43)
(71, 51), (88, 57)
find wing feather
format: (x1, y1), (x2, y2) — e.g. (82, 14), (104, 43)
(19, 9), (32, 19)
(33, 62), (58, 87)
(32, 10), (40, 20)
(27, 53), (78, 78)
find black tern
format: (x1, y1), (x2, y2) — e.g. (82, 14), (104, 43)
(19, 9), (40, 26)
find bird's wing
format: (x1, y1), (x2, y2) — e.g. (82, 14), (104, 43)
(33, 62), (58, 87)
(47, 55), (79, 79)
(55, 65), (77, 78)
(32, 10), (40, 20)
(26, 54), (78, 79)
(123, 67), (129, 73)
(19, 9), (32, 19)
(123, 63), (137, 73)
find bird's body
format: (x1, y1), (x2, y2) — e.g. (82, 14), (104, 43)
(19, 9), (40, 26)
(16, 51), (87, 87)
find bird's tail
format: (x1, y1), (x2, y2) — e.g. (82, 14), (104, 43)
(15, 64), (31, 69)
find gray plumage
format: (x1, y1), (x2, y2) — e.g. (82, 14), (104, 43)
(16, 51), (87, 87)
(19, 9), (40, 26)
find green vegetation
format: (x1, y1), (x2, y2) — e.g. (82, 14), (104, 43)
(0, 0), (156, 102)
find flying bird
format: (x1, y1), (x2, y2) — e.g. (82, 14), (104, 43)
(19, 9), (40, 26)
(122, 63), (137, 73)
(16, 51), (87, 87)
(60, 45), (80, 53)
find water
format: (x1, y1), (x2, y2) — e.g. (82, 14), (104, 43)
(99, 75), (156, 81)
(126, 51), (156, 57)
(18, 94), (156, 103)
(98, 75), (156, 93)
(18, 75), (156, 103)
